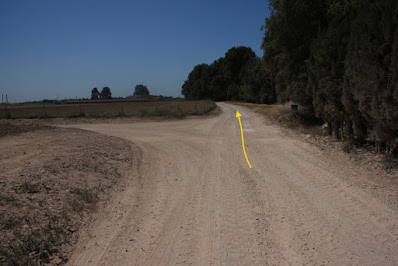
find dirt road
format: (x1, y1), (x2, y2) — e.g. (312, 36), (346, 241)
(66, 103), (398, 265)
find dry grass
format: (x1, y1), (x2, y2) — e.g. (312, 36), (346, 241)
(0, 122), (52, 138)
(256, 104), (292, 120)
(230, 102), (398, 172)
(0, 127), (135, 265)
(230, 101), (324, 136)
(0, 100), (216, 119)
(229, 101), (294, 120)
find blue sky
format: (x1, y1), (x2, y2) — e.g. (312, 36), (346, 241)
(0, 0), (270, 102)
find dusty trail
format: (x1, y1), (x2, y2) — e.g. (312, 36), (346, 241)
(66, 103), (398, 265)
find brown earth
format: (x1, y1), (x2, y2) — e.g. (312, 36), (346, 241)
(59, 103), (398, 265)
(0, 100), (214, 119)
(0, 126), (137, 264)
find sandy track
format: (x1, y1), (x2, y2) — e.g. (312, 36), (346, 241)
(66, 103), (398, 265)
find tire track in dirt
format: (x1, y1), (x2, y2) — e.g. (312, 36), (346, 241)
(241, 104), (398, 265)
(65, 103), (398, 265)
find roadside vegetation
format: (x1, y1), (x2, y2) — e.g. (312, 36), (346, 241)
(0, 100), (216, 120)
(0, 123), (51, 138)
(232, 101), (398, 170)
(182, 46), (276, 104)
(262, 0), (398, 154)
(183, 0), (397, 165)
(231, 102), (323, 135)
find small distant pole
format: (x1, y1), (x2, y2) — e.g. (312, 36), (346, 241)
(43, 104), (47, 117)
(6, 94), (8, 104)
(4, 95), (7, 114)
(1, 94), (3, 105)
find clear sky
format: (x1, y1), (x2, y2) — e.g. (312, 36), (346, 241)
(0, 0), (270, 102)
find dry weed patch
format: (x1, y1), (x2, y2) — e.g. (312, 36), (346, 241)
(0, 127), (135, 264)
(230, 101), (323, 135)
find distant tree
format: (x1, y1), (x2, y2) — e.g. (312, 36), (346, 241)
(134, 84), (150, 96)
(181, 46), (275, 103)
(100, 87), (112, 99)
(91, 88), (100, 100)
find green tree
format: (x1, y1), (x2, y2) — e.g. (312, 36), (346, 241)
(262, 0), (329, 106)
(343, 0), (398, 150)
(133, 84), (150, 96)
(262, 0), (398, 149)
(182, 63), (212, 100)
(100, 87), (112, 99)
(91, 87), (99, 100)
(182, 46), (274, 103)
(307, 0), (351, 139)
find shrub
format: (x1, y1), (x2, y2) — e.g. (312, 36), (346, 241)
(21, 182), (40, 194)
(70, 188), (98, 204)
(382, 145), (398, 169)
(342, 138), (357, 153)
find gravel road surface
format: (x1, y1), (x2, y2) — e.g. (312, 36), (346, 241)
(66, 103), (398, 265)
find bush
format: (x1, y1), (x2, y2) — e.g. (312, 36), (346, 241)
(342, 138), (357, 153)
(21, 182), (40, 194)
(382, 145), (398, 169)
(297, 110), (323, 127)
(0, 221), (68, 265)
(139, 109), (148, 117)
(382, 154), (398, 169)
(68, 112), (85, 118)
(70, 188), (98, 204)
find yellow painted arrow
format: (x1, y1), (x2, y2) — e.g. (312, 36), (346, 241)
(236, 111), (252, 168)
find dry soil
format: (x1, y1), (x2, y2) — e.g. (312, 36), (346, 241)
(63, 103), (398, 265)
(0, 126), (135, 264)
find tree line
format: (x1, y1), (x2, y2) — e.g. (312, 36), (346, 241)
(91, 84), (150, 100)
(182, 46), (276, 103)
(262, 0), (398, 151)
(183, 0), (398, 151)
(91, 87), (112, 100)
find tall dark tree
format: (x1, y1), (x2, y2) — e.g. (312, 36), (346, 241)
(100, 87), (112, 99)
(182, 46), (275, 103)
(262, 0), (329, 106)
(262, 0), (398, 149)
(134, 84), (150, 96)
(307, 0), (350, 139)
(343, 0), (398, 150)
(91, 87), (100, 100)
